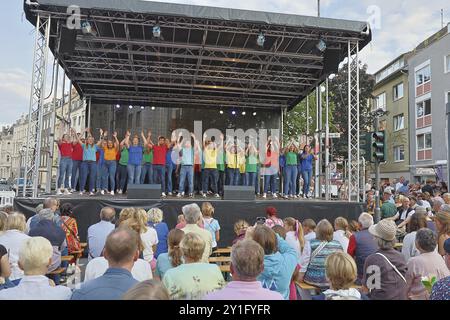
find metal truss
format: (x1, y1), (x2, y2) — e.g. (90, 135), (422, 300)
(347, 41), (360, 202)
(23, 14), (51, 197)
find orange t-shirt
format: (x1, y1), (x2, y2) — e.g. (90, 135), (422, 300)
(103, 147), (118, 161)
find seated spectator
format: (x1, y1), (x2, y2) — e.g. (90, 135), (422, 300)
(155, 229), (184, 280)
(395, 196), (415, 227)
(122, 280), (170, 300)
(0, 205), (13, 215)
(181, 204), (212, 263)
(299, 219), (343, 289)
(249, 225), (297, 300)
(71, 227), (140, 300)
(0, 212), (7, 235)
(272, 225), (287, 239)
(163, 233), (225, 300)
(432, 197), (444, 214)
(0, 213), (31, 280)
(147, 208), (169, 259)
(348, 220), (360, 233)
(59, 203), (81, 255)
(28, 209), (66, 273)
(175, 214), (186, 229)
(313, 252), (361, 300)
(135, 209), (158, 264)
(443, 193), (450, 205)
(264, 207), (284, 228)
(362, 219), (407, 300)
(283, 218), (305, 263)
(0, 237), (71, 300)
(430, 238), (450, 300)
(0, 243), (13, 290)
(232, 219), (249, 245)
(84, 256), (152, 282)
(333, 217), (351, 252)
(87, 207), (116, 260)
(347, 213), (377, 284)
(202, 202), (221, 251)
(205, 239), (283, 300)
(406, 229), (449, 300)
(434, 211), (450, 256)
(27, 197), (60, 232)
(302, 219), (316, 242)
(402, 209), (427, 261)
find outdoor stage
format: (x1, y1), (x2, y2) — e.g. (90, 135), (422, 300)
(14, 196), (365, 246)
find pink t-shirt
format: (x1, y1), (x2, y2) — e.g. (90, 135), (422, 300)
(204, 281), (284, 300)
(265, 217), (284, 229)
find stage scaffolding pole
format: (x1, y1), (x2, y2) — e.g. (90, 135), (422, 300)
(46, 59), (59, 194)
(280, 107), (284, 195)
(325, 77), (330, 201)
(314, 87), (320, 198)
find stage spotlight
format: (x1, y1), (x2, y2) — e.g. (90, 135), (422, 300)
(115, 104), (120, 109)
(257, 32), (265, 47)
(81, 21), (96, 35)
(219, 110), (224, 114)
(153, 25), (161, 38)
(252, 111), (257, 116)
(140, 106), (145, 110)
(316, 38), (327, 52)
(231, 110), (236, 115)
(242, 111), (246, 115)
(151, 106), (156, 110)
(129, 105), (133, 109)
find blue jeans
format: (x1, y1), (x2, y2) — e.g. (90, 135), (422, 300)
(127, 164), (142, 185)
(117, 164), (128, 190)
(283, 165), (298, 196)
(179, 165), (194, 194)
(218, 170), (225, 195)
(246, 172), (257, 188)
(71, 160), (82, 190)
(96, 162), (108, 191)
(264, 174), (277, 194)
(104, 160), (117, 191)
(227, 168), (240, 186)
(302, 169), (312, 196)
(202, 168), (218, 194)
(153, 164), (166, 192)
(166, 164), (174, 193)
(141, 163), (153, 184)
(80, 161), (97, 192)
(58, 157), (72, 189)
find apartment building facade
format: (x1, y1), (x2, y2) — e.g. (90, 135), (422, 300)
(0, 127), (14, 179)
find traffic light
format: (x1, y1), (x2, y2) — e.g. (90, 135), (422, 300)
(372, 131), (386, 162)
(360, 133), (372, 162)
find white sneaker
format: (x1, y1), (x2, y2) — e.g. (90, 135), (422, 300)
(284, 195), (289, 199)
(202, 193), (207, 198)
(64, 189), (72, 195)
(273, 194), (278, 199)
(177, 193), (182, 198)
(215, 193), (220, 198)
(110, 191), (114, 196)
(161, 192), (167, 197)
(168, 192), (173, 196)
(100, 190), (105, 195)
(89, 192), (95, 196)
(79, 191), (84, 196)
(117, 189), (122, 194)
(263, 193), (267, 199)
(56, 189), (63, 195)
(189, 193), (194, 198)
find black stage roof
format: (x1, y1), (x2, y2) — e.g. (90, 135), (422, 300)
(24, 0), (371, 110)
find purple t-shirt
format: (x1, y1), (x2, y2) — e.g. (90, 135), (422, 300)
(204, 281), (284, 300)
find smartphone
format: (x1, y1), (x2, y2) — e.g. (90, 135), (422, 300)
(256, 217), (266, 225)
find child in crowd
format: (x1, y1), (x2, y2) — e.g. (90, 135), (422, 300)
(232, 220), (249, 244)
(302, 218), (316, 242)
(202, 202), (221, 250)
(155, 229), (184, 280)
(264, 207), (284, 228)
(333, 217), (352, 252)
(175, 214), (186, 229)
(284, 218), (305, 263)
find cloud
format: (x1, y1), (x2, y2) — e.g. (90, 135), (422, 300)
(0, 68), (30, 124)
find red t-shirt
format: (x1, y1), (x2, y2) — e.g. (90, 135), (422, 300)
(72, 143), (83, 161)
(59, 142), (73, 158)
(152, 145), (168, 165)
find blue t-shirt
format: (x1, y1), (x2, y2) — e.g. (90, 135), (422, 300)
(156, 253), (175, 279)
(181, 147), (194, 165)
(203, 218), (221, 248)
(82, 144), (99, 161)
(279, 155), (286, 169)
(151, 222), (169, 258)
(128, 146), (143, 166)
(166, 147), (176, 167)
(300, 153), (314, 171)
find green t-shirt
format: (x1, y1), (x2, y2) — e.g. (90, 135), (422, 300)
(286, 152), (298, 165)
(216, 152), (225, 171)
(119, 148), (129, 166)
(245, 154), (258, 173)
(381, 201), (397, 219)
(143, 149), (153, 163)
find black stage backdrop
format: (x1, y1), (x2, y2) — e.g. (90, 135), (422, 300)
(14, 197), (365, 247)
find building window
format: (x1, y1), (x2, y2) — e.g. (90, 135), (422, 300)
(416, 65), (431, 86)
(417, 132), (432, 161)
(393, 114), (405, 131)
(394, 145), (405, 162)
(393, 83), (404, 101)
(446, 54), (450, 73)
(416, 99), (431, 118)
(375, 92), (386, 110)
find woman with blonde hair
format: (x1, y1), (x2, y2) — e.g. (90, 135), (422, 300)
(155, 229), (184, 280)
(147, 207), (169, 258)
(122, 280), (169, 300)
(202, 202), (221, 250)
(283, 217), (305, 262)
(333, 217), (352, 252)
(434, 211), (450, 256)
(232, 219), (249, 244)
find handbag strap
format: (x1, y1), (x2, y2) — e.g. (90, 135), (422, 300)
(310, 241), (327, 261)
(375, 252), (406, 283)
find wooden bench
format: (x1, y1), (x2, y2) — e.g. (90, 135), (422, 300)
(213, 248), (232, 255)
(295, 281), (362, 291)
(61, 255), (74, 262)
(219, 265), (231, 273)
(209, 256), (231, 263)
(48, 267), (66, 275)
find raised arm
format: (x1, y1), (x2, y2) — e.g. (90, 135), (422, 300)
(123, 130), (131, 148)
(141, 130), (148, 146)
(96, 128), (104, 146)
(112, 131), (119, 149)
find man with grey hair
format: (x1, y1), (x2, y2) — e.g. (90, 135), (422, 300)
(443, 193), (450, 205)
(205, 239), (283, 300)
(406, 229), (450, 299)
(347, 212), (377, 283)
(87, 207), (116, 260)
(181, 203), (212, 263)
(26, 197), (60, 232)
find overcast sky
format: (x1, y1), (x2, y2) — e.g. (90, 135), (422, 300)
(0, 0), (448, 127)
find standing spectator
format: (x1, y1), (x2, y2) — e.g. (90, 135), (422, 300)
(0, 213), (31, 280)
(232, 220), (249, 245)
(0, 237), (72, 300)
(147, 208), (169, 258)
(264, 206), (284, 228)
(87, 207), (116, 260)
(122, 280), (170, 300)
(155, 229), (184, 280)
(59, 203), (81, 255)
(381, 189), (398, 220)
(201, 202), (221, 250)
(434, 211), (450, 256)
(347, 213), (377, 284)
(152, 135), (169, 197)
(299, 219), (343, 289)
(430, 238), (450, 300)
(181, 204), (212, 263)
(395, 176), (405, 192)
(422, 179), (434, 195)
(205, 239), (283, 300)
(249, 225), (297, 300)
(401, 209), (427, 261)
(443, 193), (450, 205)
(362, 219), (407, 300)
(70, 132), (84, 192)
(302, 219), (317, 242)
(163, 233), (225, 300)
(333, 217), (352, 252)
(71, 228), (140, 300)
(405, 228), (449, 300)
(56, 132), (73, 195)
(299, 145), (317, 198)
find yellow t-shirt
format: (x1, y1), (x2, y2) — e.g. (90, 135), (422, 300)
(226, 152), (239, 169)
(103, 147), (117, 161)
(204, 148), (218, 169)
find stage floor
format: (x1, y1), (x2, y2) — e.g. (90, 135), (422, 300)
(14, 195), (366, 246)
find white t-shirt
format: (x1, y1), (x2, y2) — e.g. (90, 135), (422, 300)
(141, 228), (159, 262)
(304, 231), (316, 243)
(420, 200), (432, 210)
(84, 257), (153, 282)
(333, 230), (350, 253)
(0, 230), (31, 280)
